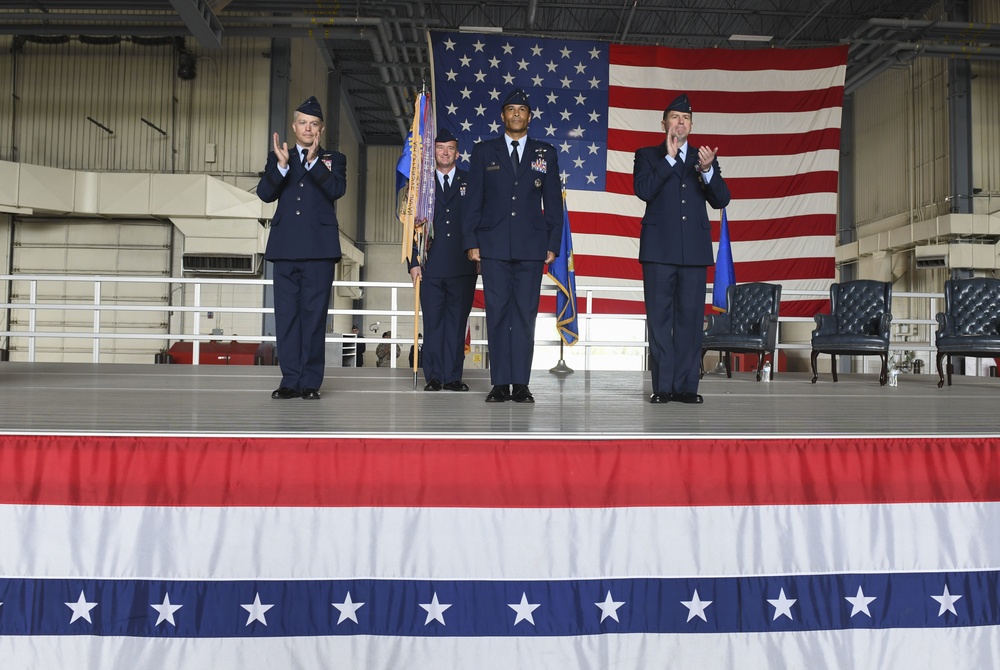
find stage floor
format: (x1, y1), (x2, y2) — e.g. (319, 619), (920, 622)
(0, 362), (996, 438)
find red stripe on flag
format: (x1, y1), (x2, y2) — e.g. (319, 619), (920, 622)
(2, 435), (998, 508)
(568, 212), (836, 242)
(610, 87), (846, 114)
(608, 128), (843, 158)
(604, 171), (839, 200)
(610, 44), (849, 71)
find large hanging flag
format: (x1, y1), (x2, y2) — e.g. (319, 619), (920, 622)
(548, 192), (579, 345)
(712, 208), (736, 312)
(430, 32), (844, 317)
(398, 92), (436, 266)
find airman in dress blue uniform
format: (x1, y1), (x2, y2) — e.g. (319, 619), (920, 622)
(463, 89), (563, 403)
(256, 96), (347, 400)
(634, 93), (731, 405)
(408, 128), (478, 392)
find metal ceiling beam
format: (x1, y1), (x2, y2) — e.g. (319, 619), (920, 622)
(167, 0), (222, 49)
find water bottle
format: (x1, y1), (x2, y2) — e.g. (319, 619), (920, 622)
(762, 361), (771, 382)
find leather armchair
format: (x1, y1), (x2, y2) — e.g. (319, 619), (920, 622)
(700, 282), (782, 382)
(811, 280), (892, 386)
(935, 277), (1000, 387)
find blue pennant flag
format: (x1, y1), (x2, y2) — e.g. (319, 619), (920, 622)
(549, 195), (579, 345)
(712, 208), (736, 312)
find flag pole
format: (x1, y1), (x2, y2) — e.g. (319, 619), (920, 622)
(549, 339), (573, 374)
(413, 276), (421, 389)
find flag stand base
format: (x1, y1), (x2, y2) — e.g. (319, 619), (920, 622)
(549, 359), (574, 375)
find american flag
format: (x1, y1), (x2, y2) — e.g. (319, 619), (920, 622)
(2, 434), (999, 666)
(431, 31), (845, 317)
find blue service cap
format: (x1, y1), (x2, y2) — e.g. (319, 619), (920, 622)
(664, 93), (692, 114)
(501, 88), (531, 112)
(295, 96), (324, 121)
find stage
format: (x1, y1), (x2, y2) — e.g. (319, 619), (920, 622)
(0, 362), (997, 437)
(2, 363), (1000, 668)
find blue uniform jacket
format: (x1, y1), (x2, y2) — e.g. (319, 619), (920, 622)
(256, 147), (347, 261)
(633, 143), (731, 266)
(462, 136), (563, 261)
(408, 169), (478, 278)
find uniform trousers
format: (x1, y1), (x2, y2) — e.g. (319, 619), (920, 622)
(272, 258), (337, 391)
(480, 257), (544, 385)
(420, 274), (477, 383)
(642, 262), (707, 395)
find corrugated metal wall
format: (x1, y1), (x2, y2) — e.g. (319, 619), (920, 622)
(853, 57), (949, 229)
(972, 58), (1000, 214)
(10, 35), (271, 176)
(0, 37), (14, 162)
(365, 145), (404, 244)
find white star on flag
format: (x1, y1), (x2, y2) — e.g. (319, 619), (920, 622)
(595, 590), (625, 623)
(681, 589), (713, 622)
(420, 592), (452, 625)
(332, 591), (365, 625)
(932, 585), (962, 617)
(768, 588), (797, 621)
(845, 586), (877, 618)
(241, 592), (274, 626)
(65, 590), (97, 624)
(508, 592), (541, 625)
(150, 593), (182, 626)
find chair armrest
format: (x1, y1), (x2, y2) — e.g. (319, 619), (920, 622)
(705, 314), (732, 335)
(877, 312), (893, 337)
(935, 312), (955, 336)
(758, 313), (778, 348)
(812, 313), (836, 336)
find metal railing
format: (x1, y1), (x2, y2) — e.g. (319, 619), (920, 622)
(0, 274), (945, 373)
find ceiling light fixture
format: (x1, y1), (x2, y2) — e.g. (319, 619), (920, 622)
(729, 34), (774, 42)
(459, 26), (503, 33)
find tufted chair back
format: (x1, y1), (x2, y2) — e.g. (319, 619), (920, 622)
(810, 280), (892, 385)
(830, 280), (892, 339)
(700, 282), (782, 382)
(934, 277), (1000, 387)
(728, 283), (781, 339)
(944, 278), (1000, 336)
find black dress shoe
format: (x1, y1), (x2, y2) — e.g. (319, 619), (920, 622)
(443, 380), (469, 392)
(485, 385), (511, 402)
(271, 386), (300, 399)
(301, 388), (321, 400)
(424, 379), (443, 391)
(649, 392), (670, 404)
(671, 392), (704, 404)
(511, 384), (535, 403)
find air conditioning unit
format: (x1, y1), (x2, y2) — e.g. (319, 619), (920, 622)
(182, 253), (262, 275)
(915, 245), (948, 270)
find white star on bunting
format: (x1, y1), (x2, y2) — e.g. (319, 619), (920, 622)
(65, 591), (98, 624)
(151, 592), (182, 626)
(845, 586), (877, 618)
(241, 592), (274, 626)
(595, 590), (625, 623)
(332, 591), (365, 624)
(508, 592), (541, 626)
(681, 589), (713, 622)
(420, 592), (452, 625)
(932, 585), (962, 617)
(767, 588), (797, 621)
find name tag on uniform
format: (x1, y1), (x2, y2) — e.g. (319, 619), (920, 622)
(486, 164), (500, 171)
